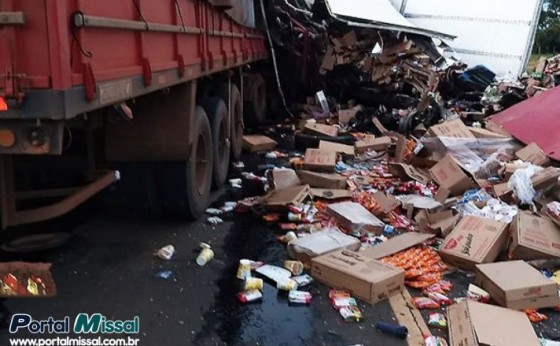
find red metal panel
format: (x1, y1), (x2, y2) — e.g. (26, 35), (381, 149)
(488, 86), (560, 161)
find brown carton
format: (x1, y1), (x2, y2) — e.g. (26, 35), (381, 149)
(311, 249), (404, 304)
(264, 185), (310, 211)
(297, 170), (347, 189)
(310, 188), (352, 200)
(515, 142), (550, 166)
(429, 154), (477, 196)
(439, 216), (509, 270)
(469, 127), (511, 139)
(355, 136), (392, 153)
(371, 191), (401, 215)
(389, 163), (431, 185)
(448, 301), (539, 346)
(303, 123), (339, 137)
(338, 107), (360, 126)
(287, 228), (360, 265)
(362, 232), (434, 259)
(319, 140), (355, 157)
(427, 119), (476, 139)
(327, 201), (384, 234)
(303, 149), (337, 172)
(242, 135), (277, 152)
(509, 211), (560, 260)
(475, 260), (560, 310)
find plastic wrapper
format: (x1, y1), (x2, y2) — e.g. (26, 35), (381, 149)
(428, 313), (447, 329)
(508, 164), (541, 205)
(424, 336), (449, 346)
(288, 290), (312, 305)
(339, 305), (364, 322)
(412, 297), (440, 309)
(426, 292), (452, 306)
(422, 280), (453, 295)
(332, 297), (358, 310)
(382, 246), (447, 288)
(467, 284), (490, 303)
(475, 148), (510, 178)
(237, 290), (263, 304)
(525, 309), (548, 323)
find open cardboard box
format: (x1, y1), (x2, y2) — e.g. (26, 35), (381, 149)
(297, 170), (347, 189)
(448, 300), (539, 346)
(288, 228), (360, 265)
(429, 154), (478, 196)
(327, 201), (384, 234)
(509, 211), (560, 260)
(264, 185), (310, 211)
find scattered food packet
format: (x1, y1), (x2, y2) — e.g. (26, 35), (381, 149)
(467, 284), (490, 303)
(424, 336), (448, 346)
(525, 309), (548, 323)
(339, 305), (364, 322)
(288, 290), (312, 305)
(292, 274), (313, 287)
(412, 297), (440, 309)
(332, 297), (358, 310)
(237, 290), (263, 304)
(329, 289), (351, 300)
(284, 260), (304, 276)
(428, 313), (447, 329)
(426, 292), (452, 306)
(422, 280), (453, 294)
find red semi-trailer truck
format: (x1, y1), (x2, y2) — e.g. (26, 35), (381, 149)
(0, 0), (267, 229)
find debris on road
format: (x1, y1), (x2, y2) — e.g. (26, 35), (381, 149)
(155, 245), (175, 260)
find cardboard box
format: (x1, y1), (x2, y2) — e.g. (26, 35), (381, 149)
(415, 210), (458, 237)
(355, 136), (392, 153)
(439, 216), (509, 271)
(310, 188), (352, 200)
(389, 163), (431, 185)
(515, 142), (550, 166)
(271, 168), (301, 190)
(427, 119), (476, 139)
(475, 260), (560, 310)
(264, 185), (310, 211)
(319, 140), (355, 156)
(429, 154), (477, 196)
(327, 201), (384, 234)
(303, 149), (337, 172)
(469, 127), (511, 139)
(338, 107), (360, 126)
(371, 191), (400, 215)
(303, 123), (339, 137)
(531, 166), (560, 190)
(448, 301), (540, 346)
(500, 162), (530, 180)
(362, 232), (434, 259)
(311, 249), (405, 304)
(297, 170), (347, 189)
(287, 228), (360, 265)
(242, 135), (277, 152)
(509, 211), (560, 260)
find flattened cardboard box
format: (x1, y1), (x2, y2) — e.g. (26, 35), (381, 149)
(288, 228), (360, 265)
(264, 185), (310, 211)
(439, 216), (509, 271)
(303, 123), (338, 137)
(242, 135), (277, 152)
(327, 201), (384, 234)
(362, 232), (434, 260)
(319, 140), (355, 156)
(427, 119), (475, 139)
(310, 188), (352, 200)
(297, 170), (347, 189)
(355, 136), (391, 153)
(389, 163), (431, 185)
(311, 249), (404, 304)
(448, 301), (539, 346)
(475, 260), (560, 310)
(515, 142), (550, 166)
(429, 154), (477, 196)
(303, 149), (337, 172)
(509, 211), (560, 260)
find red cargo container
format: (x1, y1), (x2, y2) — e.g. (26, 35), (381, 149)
(0, 0), (267, 229)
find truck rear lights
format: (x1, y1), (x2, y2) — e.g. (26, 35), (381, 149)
(0, 129), (16, 148)
(0, 97), (7, 111)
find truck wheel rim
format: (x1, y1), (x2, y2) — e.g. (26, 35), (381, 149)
(195, 131), (209, 196)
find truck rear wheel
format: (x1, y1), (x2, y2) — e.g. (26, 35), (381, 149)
(216, 83), (243, 161)
(158, 106), (213, 219)
(200, 97), (230, 188)
(244, 74), (267, 126)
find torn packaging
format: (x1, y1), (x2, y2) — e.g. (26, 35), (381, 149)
(311, 250), (404, 304)
(264, 185), (310, 211)
(415, 210), (457, 236)
(448, 301), (539, 346)
(389, 163), (431, 185)
(287, 228), (360, 265)
(327, 201), (384, 234)
(371, 191), (400, 215)
(475, 260), (560, 310)
(439, 216), (509, 271)
(271, 169), (301, 190)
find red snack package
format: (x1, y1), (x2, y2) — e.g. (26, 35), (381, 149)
(412, 297), (440, 309)
(525, 309), (548, 323)
(427, 292), (452, 306)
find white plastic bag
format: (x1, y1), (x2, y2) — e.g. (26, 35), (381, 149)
(507, 164), (542, 205)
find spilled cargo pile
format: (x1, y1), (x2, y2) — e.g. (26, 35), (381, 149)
(199, 80), (560, 345)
